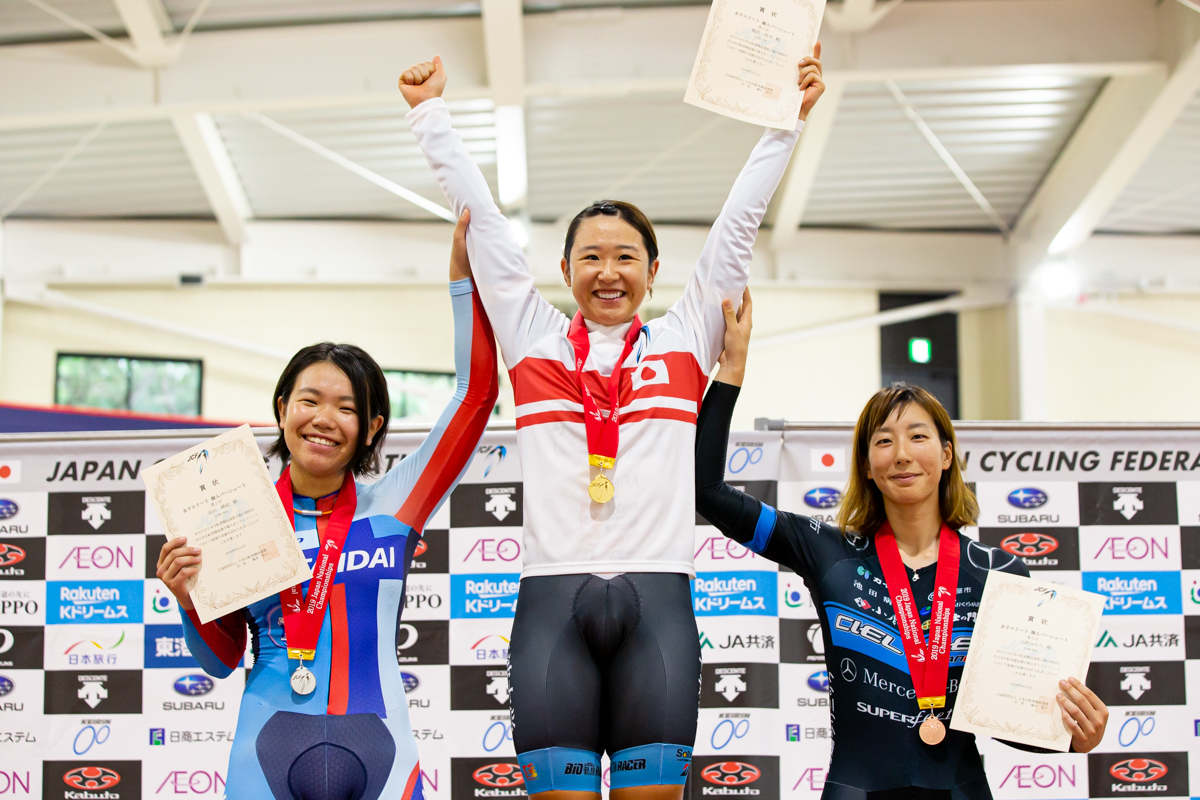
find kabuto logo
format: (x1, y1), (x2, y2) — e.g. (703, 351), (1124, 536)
(410, 529), (448, 573)
(700, 663), (778, 709)
(1088, 752), (1187, 798)
(690, 756), (778, 798)
(1078, 484), (1177, 526)
(44, 760), (141, 800)
(1008, 488), (1048, 509)
(45, 671), (142, 714)
(978, 528), (1078, 570)
(450, 758), (526, 799)
(1087, 662), (1185, 707)
(395, 620), (449, 665)
(780, 619), (825, 664)
(450, 483), (523, 528)
(0, 626), (44, 668)
(0, 539), (44, 579)
(803, 488), (841, 510)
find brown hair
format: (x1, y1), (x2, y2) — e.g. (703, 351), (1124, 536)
(563, 200), (659, 264)
(836, 383), (977, 537)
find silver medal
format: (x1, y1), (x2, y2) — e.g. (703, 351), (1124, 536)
(290, 664), (316, 696)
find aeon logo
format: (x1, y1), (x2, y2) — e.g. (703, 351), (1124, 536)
(1007, 488), (1048, 509)
(1110, 759), (1168, 783)
(1000, 533), (1059, 557)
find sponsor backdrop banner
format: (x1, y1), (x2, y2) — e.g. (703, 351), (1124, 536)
(0, 425), (1197, 800)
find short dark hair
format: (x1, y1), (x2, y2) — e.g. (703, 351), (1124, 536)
(268, 343), (391, 478)
(563, 200), (659, 264)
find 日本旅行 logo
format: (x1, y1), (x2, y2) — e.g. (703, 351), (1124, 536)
(0, 499), (18, 520)
(473, 764), (524, 788)
(63, 766), (121, 790)
(0, 543), (25, 567)
(702, 762), (761, 786)
(1109, 758), (1167, 782)
(803, 488), (841, 510)
(1000, 533), (1058, 557)
(1007, 489), (1048, 509)
(174, 674), (214, 696)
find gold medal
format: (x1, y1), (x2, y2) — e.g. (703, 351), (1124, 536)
(919, 714), (946, 745)
(588, 474), (615, 504)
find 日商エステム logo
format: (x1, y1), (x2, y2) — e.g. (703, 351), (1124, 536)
(1000, 533), (1059, 557)
(1007, 488), (1048, 509)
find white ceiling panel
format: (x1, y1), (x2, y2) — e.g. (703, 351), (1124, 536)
(0, 120), (209, 217)
(525, 92), (763, 224)
(214, 101), (498, 220)
(0, 0), (126, 44)
(1097, 88), (1200, 235)
(802, 75), (1106, 231)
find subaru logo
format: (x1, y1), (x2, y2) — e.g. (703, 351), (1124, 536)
(173, 674), (214, 696)
(806, 670), (829, 692)
(401, 672), (419, 693)
(0, 675), (12, 696)
(1007, 488), (1048, 509)
(803, 487), (841, 509)
(0, 499), (17, 520)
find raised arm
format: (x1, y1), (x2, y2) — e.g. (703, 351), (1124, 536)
(401, 58), (566, 363)
(673, 47), (824, 370)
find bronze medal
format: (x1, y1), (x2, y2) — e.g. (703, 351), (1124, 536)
(919, 715), (946, 745)
(588, 474), (615, 504)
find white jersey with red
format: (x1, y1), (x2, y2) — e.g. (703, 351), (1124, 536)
(409, 98), (802, 578)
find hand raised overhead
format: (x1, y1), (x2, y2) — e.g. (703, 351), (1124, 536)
(399, 55), (447, 109)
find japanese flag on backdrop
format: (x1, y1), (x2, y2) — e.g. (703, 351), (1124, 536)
(0, 461), (20, 483)
(810, 449), (844, 473)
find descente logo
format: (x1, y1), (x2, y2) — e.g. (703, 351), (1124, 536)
(1096, 577), (1158, 595)
(695, 577), (758, 595)
(464, 579), (519, 597)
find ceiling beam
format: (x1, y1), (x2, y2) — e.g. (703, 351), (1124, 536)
(1012, 0), (1200, 265)
(481, 0), (527, 212)
(769, 77), (844, 252)
(171, 113), (252, 247)
(110, 0), (174, 66)
(0, 0), (1164, 132)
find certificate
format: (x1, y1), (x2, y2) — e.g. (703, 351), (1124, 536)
(142, 425), (311, 625)
(684, 0), (826, 129)
(950, 571), (1105, 750)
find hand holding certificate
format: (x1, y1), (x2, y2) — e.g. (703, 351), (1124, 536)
(950, 571), (1106, 751)
(685, 0), (827, 128)
(144, 425), (311, 625)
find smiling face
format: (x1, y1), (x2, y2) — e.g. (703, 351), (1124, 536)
(561, 215), (659, 327)
(277, 362), (381, 493)
(865, 402), (953, 511)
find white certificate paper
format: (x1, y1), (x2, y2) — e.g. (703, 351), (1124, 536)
(143, 425), (311, 624)
(685, 0), (826, 129)
(950, 571), (1105, 750)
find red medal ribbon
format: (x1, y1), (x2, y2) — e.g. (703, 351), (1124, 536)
(566, 312), (643, 469)
(874, 522), (960, 711)
(275, 466), (357, 661)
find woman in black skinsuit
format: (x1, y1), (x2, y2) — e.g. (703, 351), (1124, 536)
(694, 290), (1109, 800)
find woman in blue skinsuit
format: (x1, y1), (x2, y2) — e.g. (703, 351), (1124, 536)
(155, 214), (498, 800)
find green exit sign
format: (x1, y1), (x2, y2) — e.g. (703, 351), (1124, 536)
(908, 338), (932, 364)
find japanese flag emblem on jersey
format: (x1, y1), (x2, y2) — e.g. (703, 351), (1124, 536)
(0, 461), (20, 483)
(811, 449), (844, 473)
(630, 360), (670, 391)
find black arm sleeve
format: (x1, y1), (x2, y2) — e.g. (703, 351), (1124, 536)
(695, 380), (765, 546)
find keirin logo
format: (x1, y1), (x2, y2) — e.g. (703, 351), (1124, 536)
(701, 762), (761, 786)
(63, 766), (120, 790)
(1110, 759), (1167, 783)
(999, 533), (1058, 557)
(473, 764), (524, 788)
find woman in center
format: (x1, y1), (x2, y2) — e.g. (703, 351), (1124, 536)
(400, 55), (824, 799)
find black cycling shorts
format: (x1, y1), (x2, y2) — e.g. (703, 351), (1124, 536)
(508, 572), (700, 794)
